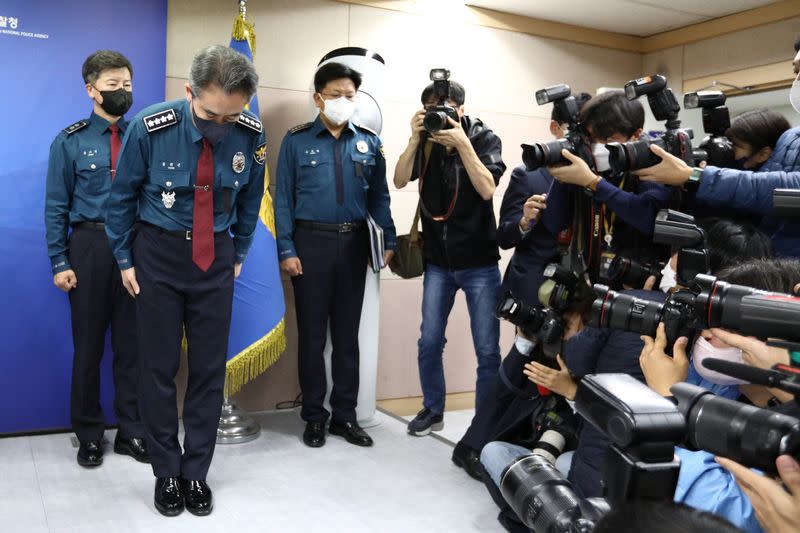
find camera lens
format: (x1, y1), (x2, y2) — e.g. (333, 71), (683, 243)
(500, 454), (610, 531)
(608, 256), (657, 288)
(496, 292), (545, 338)
(606, 137), (663, 174)
(423, 110), (448, 133)
(521, 139), (571, 171)
(673, 383), (800, 475)
(591, 287), (663, 337)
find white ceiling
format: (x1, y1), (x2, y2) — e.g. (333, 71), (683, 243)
(467, 0), (780, 37)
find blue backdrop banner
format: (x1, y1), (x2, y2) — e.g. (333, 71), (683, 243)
(0, 0), (168, 434)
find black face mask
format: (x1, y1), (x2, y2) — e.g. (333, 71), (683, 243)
(96, 88), (132, 117)
(191, 101), (235, 145)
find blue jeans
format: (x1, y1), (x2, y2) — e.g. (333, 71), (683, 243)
(417, 263), (501, 414)
(481, 441), (574, 487)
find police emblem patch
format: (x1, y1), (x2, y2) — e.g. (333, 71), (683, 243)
(232, 152), (246, 174)
(161, 191), (176, 209)
(253, 141), (267, 165)
(356, 140), (369, 154)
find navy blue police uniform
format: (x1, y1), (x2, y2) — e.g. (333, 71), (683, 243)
(45, 112), (142, 446)
(275, 116), (396, 424)
(105, 99), (266, 480)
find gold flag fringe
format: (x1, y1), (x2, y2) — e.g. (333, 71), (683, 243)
(258, 165), (276, 236)
(231, 12), (256, 59)
(224, 317), (286, 397)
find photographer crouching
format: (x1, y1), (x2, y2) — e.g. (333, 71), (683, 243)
(394, 70), (507, 438)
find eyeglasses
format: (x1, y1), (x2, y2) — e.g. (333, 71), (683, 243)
(320, 92), (357, 102)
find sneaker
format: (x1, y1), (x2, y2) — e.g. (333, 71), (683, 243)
(407, 408), (444, 436)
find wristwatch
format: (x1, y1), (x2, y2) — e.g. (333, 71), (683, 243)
(685, 167), (703, 191)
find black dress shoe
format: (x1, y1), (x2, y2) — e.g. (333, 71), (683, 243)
(303, 421), (326, 448)
(77, 440), (103, 468)
(452, 442), (483, 481)
(114, 435), (150, 464)
(329, 420), (373, 447)
(154, 477), (184, 517)
(180, 478), (213, 516)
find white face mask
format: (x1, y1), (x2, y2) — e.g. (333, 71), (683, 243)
(320, 95), (356, 126)
(659, 262), (677, 293)
(592, 143), (610, 173)
(514, 335), (536, 356)
(790, 76), (800, 115)
(692, 336), (747, 386)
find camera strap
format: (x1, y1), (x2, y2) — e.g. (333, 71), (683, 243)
(419, 140), (459, 222)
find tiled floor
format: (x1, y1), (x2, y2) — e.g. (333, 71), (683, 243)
(0, 410), (502, 533)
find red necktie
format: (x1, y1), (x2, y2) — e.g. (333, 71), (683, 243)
(109, 123), (121, 179)
(192, 139), (215, 271)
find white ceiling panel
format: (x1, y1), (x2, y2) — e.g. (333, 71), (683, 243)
(468, 0), (780, 36)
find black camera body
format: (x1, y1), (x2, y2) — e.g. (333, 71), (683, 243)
(601, 254), (662, 290)
(423, 68), (459, 134)
(521, 84), (595, 171)
(684, 91), (735, 168)
(652, 209), (709, 287)
(606, 75), (694, 175)
(774, 188), (800, 218)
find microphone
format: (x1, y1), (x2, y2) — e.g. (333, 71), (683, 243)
(701, 358), (800, 395)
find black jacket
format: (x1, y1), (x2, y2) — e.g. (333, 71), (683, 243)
(412, 116), (506, 270)
(498, 165), (559, 306)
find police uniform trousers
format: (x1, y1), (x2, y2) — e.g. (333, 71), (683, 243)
(291, 224), (369, 424)
(133, 224), (234, 480)
(67, 225), (142, 444)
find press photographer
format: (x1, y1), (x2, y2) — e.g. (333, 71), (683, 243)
(394, 69), (507, 438)
(536, 88), (673, 284)
(632, 37), (800, 258)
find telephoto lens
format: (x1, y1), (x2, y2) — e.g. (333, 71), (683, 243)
(590, 285), (663, 338)
(500, 453), (610, 532)
(672, 382), (800, 475)
(606, 256), (660, 289)
(521, 139), (572, 171)
(605, 137), (664, 175)
(496, 291), (546, 338)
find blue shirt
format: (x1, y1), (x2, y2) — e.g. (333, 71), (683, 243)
(105, 99), (266, 269)
(274, 116), (396, 260)
(45, 112), (128, 274)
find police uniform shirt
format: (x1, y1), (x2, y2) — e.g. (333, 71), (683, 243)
(274, 115), (396, 260)
(105, 99), (266, 269)
(45, 112), (128, 274)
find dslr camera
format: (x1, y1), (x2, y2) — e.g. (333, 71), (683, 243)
(521, 84), (595, 171)
(501, 372), (800, 532)
(423, 68), (459, 133)
(496, 264), (593, 362)
(684, 90), (735, 168)
(606, 74), (694, 174)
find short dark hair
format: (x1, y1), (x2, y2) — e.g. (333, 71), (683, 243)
(594, 501), (743, 533)
(552, 92), (591, 123)
(82, 50), (132, 84)
(700, 217), (773, 274)
(726, 108), (791, 154)
(421, 81), (466, 107)
(717, 257), (800, 293)
(314, 62), (362, 93)
(580, 90), (644, 140)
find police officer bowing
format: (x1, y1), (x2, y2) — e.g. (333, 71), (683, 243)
(275, 62), (396, 448)
(105, 45), (265, 517)
(45, 50), (147, 468)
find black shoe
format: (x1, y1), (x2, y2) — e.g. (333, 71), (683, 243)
(180, 478), (213, 516)
(407, 408), (444, 436)
(114, 434), (150, 464)
(77, 440), (104, 468)
(329, 420), (373, 447)
(154, 477), (184, 517)
(303, 421), (326, 448)
(452, 442), (483, 481)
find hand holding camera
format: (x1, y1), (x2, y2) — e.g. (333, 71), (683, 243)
(633, 143), (694, 186)
(409, 109), (426, 142)
(549, 149), (601, 189)
(639, 322), (690, 396)
(521, 193), (547, 231)
(717, 454), (800, 533)
(430, 116), (469, 151)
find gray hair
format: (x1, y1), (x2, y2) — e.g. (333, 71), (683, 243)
(189, 44), (259, 99)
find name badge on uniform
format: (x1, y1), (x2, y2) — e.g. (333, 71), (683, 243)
(232, 152), (246, 174)
(162, 191), (176, 209)
(356, 140), (369, 154)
